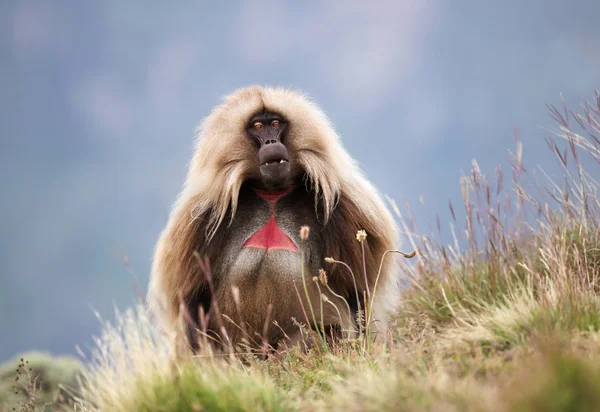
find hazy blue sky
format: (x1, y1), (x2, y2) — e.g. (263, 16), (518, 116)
(1, 1), (599, 362)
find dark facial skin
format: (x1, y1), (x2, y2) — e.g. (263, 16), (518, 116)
(246, 111), (295, 190)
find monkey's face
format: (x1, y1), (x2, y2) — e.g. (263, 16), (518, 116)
(246, 110), (296, 190)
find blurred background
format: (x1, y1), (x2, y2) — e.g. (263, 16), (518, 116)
(0, 0), (599, 362)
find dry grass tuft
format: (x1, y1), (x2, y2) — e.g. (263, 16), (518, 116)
(67, 89), (600, 411)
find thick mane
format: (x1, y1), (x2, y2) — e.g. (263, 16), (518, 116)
(182, 85), (392, 243)
(148, 85), (400, 348)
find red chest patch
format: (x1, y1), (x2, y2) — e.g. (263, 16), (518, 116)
(242, 186), (299, 252)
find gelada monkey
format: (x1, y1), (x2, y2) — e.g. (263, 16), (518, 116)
(147, 86), (400, 353)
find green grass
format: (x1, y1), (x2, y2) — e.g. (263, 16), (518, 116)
(133, 364), (293, 412)
(7, 90), (600, 412)
(511, 355), (600, 412)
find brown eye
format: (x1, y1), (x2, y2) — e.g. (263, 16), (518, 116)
(253, 121), (263, 130)
(271, 120), (280, 128)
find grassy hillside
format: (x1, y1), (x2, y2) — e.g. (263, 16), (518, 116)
(4, 90), (600, 411)
(0, 351), (82, 411)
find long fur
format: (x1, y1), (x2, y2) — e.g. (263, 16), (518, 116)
(147, 85), (400, 349)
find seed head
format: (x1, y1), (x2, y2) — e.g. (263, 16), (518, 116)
(356, 230), (367, 242)
(312, 276), (318, 283)
(321, 294), (329, 303)
(300, 226), (310, 241)
(324, 257), (334, 263)
(318, 269), (328, 285)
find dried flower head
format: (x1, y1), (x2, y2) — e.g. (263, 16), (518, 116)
(312, 276), (318, 283)
(321, 294), (329, 303)
(300, 225), (310, 241)
(356, 229), (367, 242)
(324, 257), (334, 263)
(318, 268), (328, 285)
(355, 309), (365, 324)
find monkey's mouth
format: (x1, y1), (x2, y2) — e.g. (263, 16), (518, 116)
(258, 142), (290, 168)
(261, 159), (288, 166)
(257, 142), (291, 189)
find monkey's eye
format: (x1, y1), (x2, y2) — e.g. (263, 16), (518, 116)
(271, 120), (280, 128)
(253, 121), (263, 130)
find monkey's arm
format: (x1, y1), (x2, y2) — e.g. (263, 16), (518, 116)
(147, 191), (213, 339)
(321, 190), (398, 326)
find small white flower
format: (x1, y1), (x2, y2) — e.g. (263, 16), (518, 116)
(356, 230), (367, 242)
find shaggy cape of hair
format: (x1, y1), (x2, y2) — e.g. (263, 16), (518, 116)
(148, 85), (400, 342)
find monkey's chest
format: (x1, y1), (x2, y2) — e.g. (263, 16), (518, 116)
(216, 224), (310, 293)
(241, 212), (299, 252)
(213, 184), (323, 315)
(236, 186), (301, 253)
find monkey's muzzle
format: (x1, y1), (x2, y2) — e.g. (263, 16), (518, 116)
(258, 142), (291, 187)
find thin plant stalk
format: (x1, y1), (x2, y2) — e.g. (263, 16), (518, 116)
(326, 257), (364, 337)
